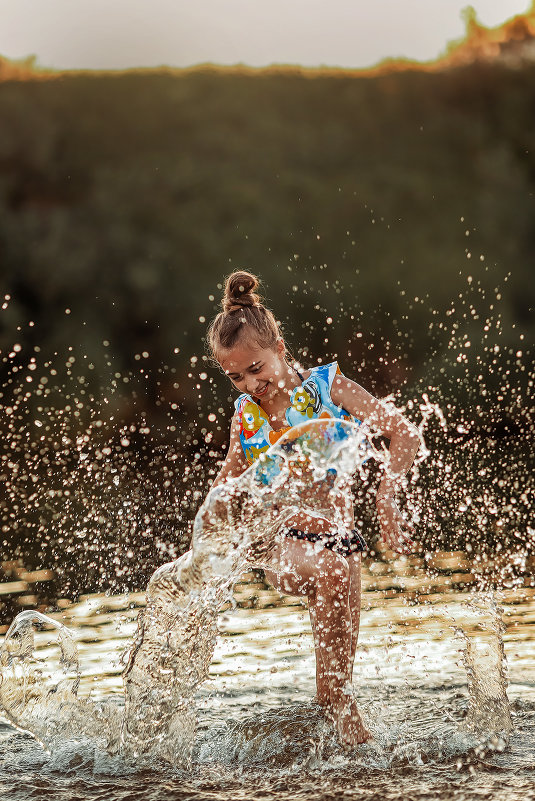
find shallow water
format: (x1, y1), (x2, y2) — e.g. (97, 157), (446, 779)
(1, 555), (534, 801)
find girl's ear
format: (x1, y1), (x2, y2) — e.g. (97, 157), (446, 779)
(276, 337), (285, 356)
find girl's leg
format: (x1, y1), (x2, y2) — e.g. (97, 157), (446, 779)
(346, 553), (362, 680)
(308, 600), (329, 706)
(264, 538), (370, 745)
(306, 555), (369, 746)
(306, 552), (352, 706)
(305, 552), (361, 700)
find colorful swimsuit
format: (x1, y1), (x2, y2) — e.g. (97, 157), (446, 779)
(234, 362), (367, 556)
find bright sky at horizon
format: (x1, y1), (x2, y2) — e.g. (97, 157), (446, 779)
(0, 0), (531, 71)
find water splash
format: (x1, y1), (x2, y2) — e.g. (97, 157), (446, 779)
(0, 611), (121, 754)
(1, 408), (520, 767)
(1, 418), (374, 764)
(458, 594), (512, 738)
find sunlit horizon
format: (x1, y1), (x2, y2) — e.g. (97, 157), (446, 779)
(0, 0), (531, 72)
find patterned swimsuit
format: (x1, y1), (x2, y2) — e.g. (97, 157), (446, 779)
(234, 362), (367, 556)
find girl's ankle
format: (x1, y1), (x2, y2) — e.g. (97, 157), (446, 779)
(314, 693), (330, 707)
(328, 684), (353, 710)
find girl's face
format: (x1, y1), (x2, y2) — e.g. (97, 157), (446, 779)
(218, 338), (291, 402)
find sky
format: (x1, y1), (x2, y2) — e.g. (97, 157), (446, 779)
(0, 0), (531, 71)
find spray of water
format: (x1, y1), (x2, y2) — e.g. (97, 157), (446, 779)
(1, 418), (376, 763)
(458, 594), (512, 736)
(0, 610), (122, 754)
(0, 271), (532, 767)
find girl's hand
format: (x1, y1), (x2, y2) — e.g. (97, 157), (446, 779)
(376, 494), (416, 554)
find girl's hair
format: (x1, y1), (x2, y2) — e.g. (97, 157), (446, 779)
(207, 271), (281, 359)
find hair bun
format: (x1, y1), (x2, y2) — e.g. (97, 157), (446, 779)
(208, 270), (280, 357)
(223, 270), (262, 313)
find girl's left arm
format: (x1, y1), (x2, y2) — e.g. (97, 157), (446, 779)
(330, 374), (421, 552)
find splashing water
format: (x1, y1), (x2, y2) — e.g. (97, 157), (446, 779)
(0, 409), (520, 769)
(458, 594), (512, 738)
(1, 268), (530, 773)
(1, 418), (376, 764)
(0, 386), (525, 784)
(0, 610), (122, 754)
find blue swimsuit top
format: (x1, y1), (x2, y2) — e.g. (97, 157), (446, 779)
(234, 362), (362, 470)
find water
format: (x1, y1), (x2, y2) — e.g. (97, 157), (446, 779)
(1, 558), (534, 801)
(1, 419), (375, 762)
(0, 396), (533, 800)
(1, 418), (533, 799)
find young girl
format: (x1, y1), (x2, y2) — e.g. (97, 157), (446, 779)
(206, 271), (421, 747)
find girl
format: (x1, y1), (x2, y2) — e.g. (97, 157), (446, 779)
(205, 271), (420, 747)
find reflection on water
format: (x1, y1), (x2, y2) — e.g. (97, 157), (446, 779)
(1, 554), (535, 801)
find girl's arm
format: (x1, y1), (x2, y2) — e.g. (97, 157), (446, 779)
(330, 373), (421, 552)
(209, 413), (250, 490)
(196, 415), (249, 532)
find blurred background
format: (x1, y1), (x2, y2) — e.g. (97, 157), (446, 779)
(0, 2), (533, 620)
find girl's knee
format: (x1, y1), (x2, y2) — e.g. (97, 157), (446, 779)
(317, 550), (350, 579)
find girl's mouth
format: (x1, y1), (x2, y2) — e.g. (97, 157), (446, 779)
(254, 382), (269, 397)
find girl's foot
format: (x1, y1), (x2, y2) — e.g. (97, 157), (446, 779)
(326, 694), (372, 748)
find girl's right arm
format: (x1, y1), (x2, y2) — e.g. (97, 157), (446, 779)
(209, 413), (249, 490)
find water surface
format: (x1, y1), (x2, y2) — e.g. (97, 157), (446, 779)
(1, 554), (534, 801)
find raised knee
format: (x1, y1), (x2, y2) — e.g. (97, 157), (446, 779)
(317, 550), (350, 580)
